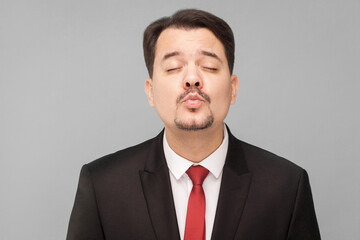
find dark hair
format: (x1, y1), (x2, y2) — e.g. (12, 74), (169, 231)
(143, 9), (235, 77)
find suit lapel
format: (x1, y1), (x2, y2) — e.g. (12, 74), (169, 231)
(211, 129), (253, 240)
(139, 131), (181, 240)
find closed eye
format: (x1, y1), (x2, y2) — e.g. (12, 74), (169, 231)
(203, 67), (218, 71)
(167, 67), (181, 72)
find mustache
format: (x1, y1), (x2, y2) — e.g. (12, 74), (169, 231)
(176, 88), (211, 104)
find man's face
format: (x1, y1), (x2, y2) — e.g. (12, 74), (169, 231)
(145, 28), (238, 132)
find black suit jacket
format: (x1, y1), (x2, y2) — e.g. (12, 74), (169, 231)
(67, 129), (320, 240)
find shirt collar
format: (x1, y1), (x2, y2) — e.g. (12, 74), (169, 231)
(163, 125), (229, 180)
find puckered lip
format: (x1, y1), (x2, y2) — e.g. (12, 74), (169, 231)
(182, 93), (205, 102)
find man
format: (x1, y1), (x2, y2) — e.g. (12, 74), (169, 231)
(67, 9), (321, 240)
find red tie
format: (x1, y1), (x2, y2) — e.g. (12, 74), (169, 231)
(184, 165), (209, 240)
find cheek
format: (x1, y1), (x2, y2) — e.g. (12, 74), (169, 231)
(210, 83), (232, 103)
(152, 82), (178, 109)
(208, 83), (233, 114)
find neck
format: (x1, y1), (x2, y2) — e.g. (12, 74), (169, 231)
(165, 123), (225, 163)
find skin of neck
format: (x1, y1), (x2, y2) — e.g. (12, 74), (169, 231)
(164, 122), (224, 163)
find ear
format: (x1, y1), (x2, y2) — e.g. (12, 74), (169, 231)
(230, 74), (239, 104)
(145, 78), (155, 107)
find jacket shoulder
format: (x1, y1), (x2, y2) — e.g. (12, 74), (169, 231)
(237, 138), (305, 176)
(85, 133), (162, 175)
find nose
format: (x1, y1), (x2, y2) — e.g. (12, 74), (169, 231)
(183, 65), (203, 89)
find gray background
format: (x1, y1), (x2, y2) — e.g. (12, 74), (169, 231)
(1, 0), (359, 239)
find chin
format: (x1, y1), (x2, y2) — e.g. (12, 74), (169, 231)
(174, 115), (214, 131)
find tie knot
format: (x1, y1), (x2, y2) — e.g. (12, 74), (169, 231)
(186, 165), (209, 185)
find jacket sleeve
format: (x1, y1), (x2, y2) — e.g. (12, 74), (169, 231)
(66, 165), (105, 240)
(286, 170), (321, 240)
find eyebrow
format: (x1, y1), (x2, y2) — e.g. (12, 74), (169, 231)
(161, 50), (223, 63)
(162, 51), (181, 62)
(200, 50), (222, 63)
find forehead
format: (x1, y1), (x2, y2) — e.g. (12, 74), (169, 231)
(154, 28), (226, 61)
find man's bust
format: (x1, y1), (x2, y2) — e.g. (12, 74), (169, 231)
(67, 9), (320, 240)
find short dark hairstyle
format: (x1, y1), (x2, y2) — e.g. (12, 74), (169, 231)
(143, 9), (235, 77)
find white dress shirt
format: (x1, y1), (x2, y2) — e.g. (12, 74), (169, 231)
(163, 126), (229, 240)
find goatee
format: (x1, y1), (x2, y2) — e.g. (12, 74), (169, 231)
(174, 113), (214, 131)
